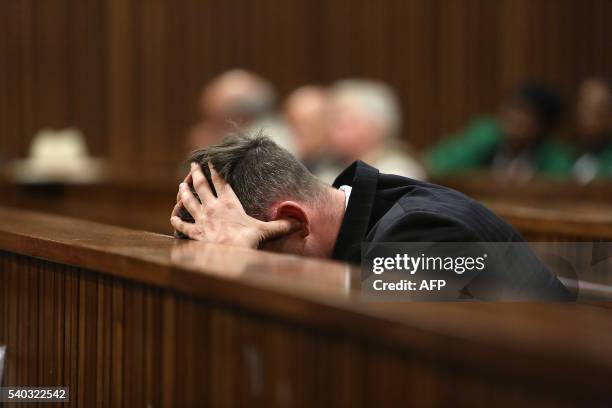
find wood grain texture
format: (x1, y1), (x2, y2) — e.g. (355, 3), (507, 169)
(0, 0), (610, 168)
(1, 207), (612, 406)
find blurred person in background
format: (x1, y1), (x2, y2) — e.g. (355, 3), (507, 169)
(185, 69), (292, 153)
(284, 85), (332, 173)
(572, 77), (612, 183)
(425, 82), (573, 182)
(318, 79), (426, 183)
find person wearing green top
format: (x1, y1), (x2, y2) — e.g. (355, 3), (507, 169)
(425, 83), (574, 181)
(572, 77), (612, 184)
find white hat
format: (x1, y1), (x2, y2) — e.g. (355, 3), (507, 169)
(6, 127), (106, 183)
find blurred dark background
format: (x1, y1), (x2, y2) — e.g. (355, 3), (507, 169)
(1, 0), (611, 237)
(2, 0), (610, 167)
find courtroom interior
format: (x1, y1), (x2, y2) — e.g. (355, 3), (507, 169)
(1, 0), (612, 406)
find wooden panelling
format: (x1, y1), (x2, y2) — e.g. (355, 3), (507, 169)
(436, 175), (612, 205)
(1, 0), (611, 171)
(2, 252), (588, 406)
(434, 175), (612, 240)
(0, 181), (176, 235)
(2, 208), (612, 405)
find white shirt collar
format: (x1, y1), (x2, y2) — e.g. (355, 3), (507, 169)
(338, 185), (352, 210)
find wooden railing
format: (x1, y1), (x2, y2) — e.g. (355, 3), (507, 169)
(1, 207), (612, 406)
(434, 175), (612, 205)
(437, 175), (612, 241)
(484, 200), (612, 241)
(3, 175), (612, 242)
(0, 179), (177, 235)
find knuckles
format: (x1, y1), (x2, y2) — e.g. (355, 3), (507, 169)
(180, 190), (192, 201)
(192, 177), (206, 190)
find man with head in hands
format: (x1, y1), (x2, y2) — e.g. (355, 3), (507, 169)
(171, 131), (570, 300)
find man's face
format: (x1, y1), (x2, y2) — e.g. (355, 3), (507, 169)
(199, 73), (258, 124)
(259, 233), (307, 256)
(499, 102), (542, 150)
(285, 92), (330, 160)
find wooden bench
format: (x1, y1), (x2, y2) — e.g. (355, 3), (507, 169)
(4, 177), (612, 243)
(433, 175), (612, 241)
(435, 174), (612, 205)
(1, 207), (612, 406)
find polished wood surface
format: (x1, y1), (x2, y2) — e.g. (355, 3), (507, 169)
(437, 175), (612, 205)
(3, 176), (612, 242)
(0, 206), (353, 303)
(1, 0), (611, 168)
(1, 207), (612, 406)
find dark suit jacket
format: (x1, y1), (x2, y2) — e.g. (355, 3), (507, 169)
(331, 161), (571, 301)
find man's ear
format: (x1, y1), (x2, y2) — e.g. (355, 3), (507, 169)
(273, 201), (310, 237)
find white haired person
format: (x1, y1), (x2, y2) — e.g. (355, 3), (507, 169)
(317, 79), (425, 183)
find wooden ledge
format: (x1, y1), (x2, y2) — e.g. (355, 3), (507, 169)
(0, 206), (354, 302)
(2, 206), (612, 393)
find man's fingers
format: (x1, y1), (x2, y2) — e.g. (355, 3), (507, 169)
(171, 201), (182, 218)
(179, 183), (203, 221)
(208, 163), (228, 195)
(177, 170), (194, 202)
(222, 181), (240, 201)
(191, 162), (215, 202)
(209, 164), (239, 203)
(183, 168), (194, 184)
(260, 219), (301, 241)
(170, 216), (198, 238)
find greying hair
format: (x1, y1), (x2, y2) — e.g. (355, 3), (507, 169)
(330, 79), (402, 137)
(186, 130), (323, 221)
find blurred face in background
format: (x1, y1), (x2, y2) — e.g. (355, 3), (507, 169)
(284, 86), (330, 161)
(188, 71), (258, 152)
(328, 95), (384, 162)
(187, 69), (275, 152)
(576, 79), (612, 147)
(200, 70), (264, 125)
(498, 100), (542, 151)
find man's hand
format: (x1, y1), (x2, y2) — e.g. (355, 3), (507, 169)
(171, 162), (297, 248)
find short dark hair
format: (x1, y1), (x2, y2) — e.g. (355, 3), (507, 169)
(178, 130), (323, 226)
(515, 82), (564, 128)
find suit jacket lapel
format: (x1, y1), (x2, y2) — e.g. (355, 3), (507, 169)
(331, 161), (379, 262)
